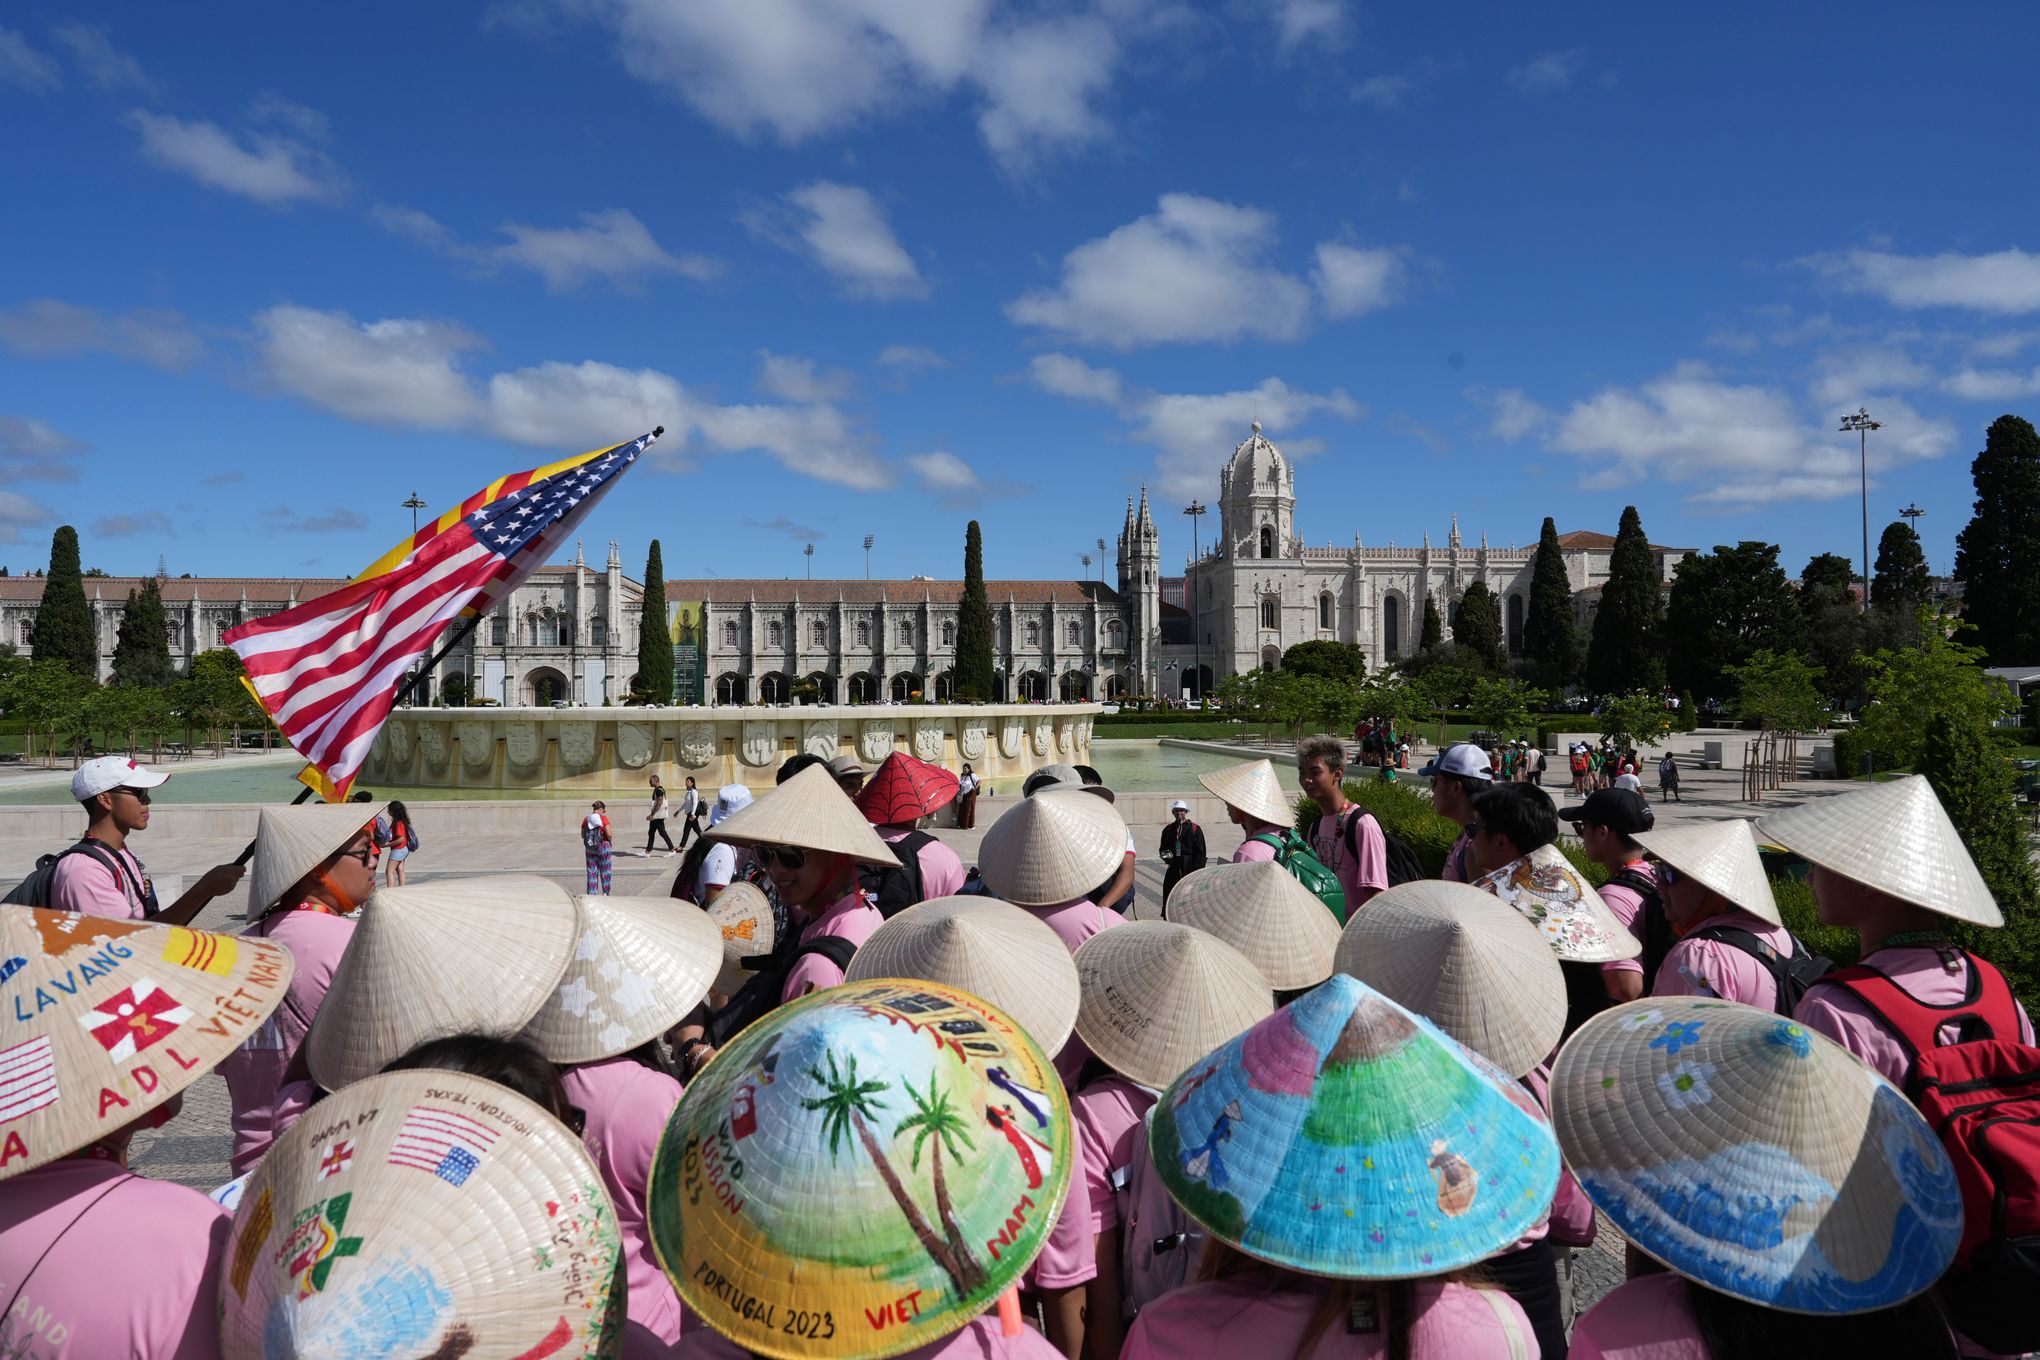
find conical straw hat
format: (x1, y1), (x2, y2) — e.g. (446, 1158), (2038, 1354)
(707, 881), (777, 995)
(976, 788), (1128, 907)
(853, 752), (961, 826)
(706, 762), (900, 867)
(521, 894), (723, 1065)
(218, 1068), (624, 1357)
(648, 978), (1072, 1359)
(250, 801), (386, 913)
(1152, 974), (1559, 1280)
(0, 908), (293, 1180)
(1164, 861), (1342, 990)
(1195, 758), (1295, 827)
(1758, 775), (2002, 926)
(306, 875), (578, 1090)
(1471, 843), (1641, 963)
(1332, 879), (1565, 1079)
(846, 896), (1080, 1057)
(1073, 922), (1273, 1090)
(1551, 996), (1962, 1314)
(1632, 819), (1781, 926)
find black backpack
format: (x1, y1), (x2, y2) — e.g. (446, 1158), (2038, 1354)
(2, 841), (154, 916)
(1339, 807), (1425, 888)
(1683, 924), (1835, 1015)
(1606, 865), (1675, 984)
(708, 934), (860, 1045)
(860, 830), (932, 919)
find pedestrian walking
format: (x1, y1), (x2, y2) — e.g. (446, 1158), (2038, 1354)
(677, 775), (704, 847)
(1658, 751), (1681, 802)
(583, 800), (614, 894)
(645, 774), (677, 855)
(1158, 798), (1207, 903)
(955, 761), (980, 828)
(383, 798), (414, 886)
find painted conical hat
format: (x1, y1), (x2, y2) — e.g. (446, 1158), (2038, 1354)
(707, 881), (777, 996)
(250, 802), (386, 913)
(1073, 922), (1273, 1090)
(0, 909), (292, 1180)
(1332, 880), (1566, 1079)
(1164, 861), (1342, 990)
(1195, 758), (1295, 827)
(854, 753), (961, 826)
(1551, 997), (1962, 1314)
(217, 1069), (624, 1357)
(975, 789), (1127, 907)
(1151, 974), (1559, 1280)
(1633, 819), (1781, 926)
(707, 762), (900, 866)
(1758, 775), (2002, 926)
(306, 875), (578, 1090)
(1471, 843), (1641, 963)
(521, 894), (723, 1065)
(845, 897), (1081, 1057)
(648, 978), (1072, 1359)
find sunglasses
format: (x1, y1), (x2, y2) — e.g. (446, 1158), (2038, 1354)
(757, 845), (807, 870)
(114, 787), (152, 804)
(341, 845), (374, 866)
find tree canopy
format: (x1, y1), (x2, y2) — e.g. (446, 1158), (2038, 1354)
(111, 577), (175, 689)
(1796, 553), (1869, 707)
(1584, 507), (1664, 694)
(1662, 541), (1796, 699)
(954, 521), (994, 701)
(30, 525), (96, 679)
(1451, 581), (1503, 669)
(1281, 639), (1368, 684)
(1597, 692), (1675, 751)
(636, 539), (673, 703)
(1872, 521), (1931, 618)
(1724, 649), (1827, 734)
(1954, 414), (2040, 663)
(1523, 517), (1577, 688)
(1419, 596), (1443, 652)
(1853, 612), (2014, 772)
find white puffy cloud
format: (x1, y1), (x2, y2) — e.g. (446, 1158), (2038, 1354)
(876, 344), (949, 371)
(974, 17), (1117, 173)
(129, 110), (344, 206)
(0, 414), (85, 481)
(756, 351), (856, 403)
(1312, 243), (1406, 319)
(696, 400), (891, 490)
(1509, 48), (1586, 95)
(1805, 247), (2040, 314)
(51, 23), (159, 95)
(1806, 346), (1934, 407)
(1029, 352), (1125, 406)
(761, 182), (928, 301)
(0, 27), (60, 92)
(1944, 365), (2040, 401)
(495, 209), (721, 292)
(1968, 330), (2040, 359)
(253, 305), (485, 429)
(1266, 0), (1346, 51)
(1352, 73), (1414, 108)
(484, 360), (687, 452)
(0, 491), (52, 544)
(0, 299), (205, 371)
(1467, 387), (1555, 442)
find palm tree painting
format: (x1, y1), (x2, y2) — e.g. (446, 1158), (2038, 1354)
(803, 1049), (988, 1299)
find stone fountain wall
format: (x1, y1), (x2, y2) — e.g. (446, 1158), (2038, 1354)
(360, 703), (1101, 795)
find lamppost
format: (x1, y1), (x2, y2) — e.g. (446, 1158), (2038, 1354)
(864, 534), (874, 581)
(1839, 407), (1882, 613)
(804, 543), (814, 580)
(402, 491), (427, 536)
(1183, 500), (1207, 701)
(1079, 552), (1092, 581)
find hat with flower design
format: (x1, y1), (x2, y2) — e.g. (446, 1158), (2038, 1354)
(520, 893), (724, 1064)
(1549, 996), (1961, 1314)
(1470, 843), (1640, 963)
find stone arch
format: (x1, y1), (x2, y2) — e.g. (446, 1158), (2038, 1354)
(1105, 670), (1130, 699)
(525, 666), (570, 705)
(715, 672), (748, 704)
(1259, 524), (1275, 559)
(847, 671), (880, 704)
(1016, 669), (1048, 702)
(890, 671), (922, 702)
(758, 671), (790, 704)
(1318, 591), (1335, 632)
(1260, 595), (1279, 630)
(1058, 671), (1089, 702)
(933, 669), (956, 702)
(805, 670), (836, 703)
(1260, 645), (1280, 672)
(1382, 594), (1403, 660)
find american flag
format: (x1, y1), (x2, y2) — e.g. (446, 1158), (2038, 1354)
(0, 1036), (58, 1125)
(224, 431), (657, 801)
(386, 1104), (499, 1187)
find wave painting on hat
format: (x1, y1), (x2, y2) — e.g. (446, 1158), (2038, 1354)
(1195, 758), (1295, 828)
(1632, 819), (1781, 926)
(648, 978), (1072, 1359)
(976, 788), (1128, 908)
(1551, 997), (1962, 1314)
(707, 881), (777, 996)
(1151, 974), (1559, 1279)
(0, 909), (293, 1179)
(845, 896), (1081, 1057)
(1074, 921), (1273, 1091)
(1164, 861), (1342, 990)
(1759, 774), (2003, 927)
(521, 894), (723, 1065)
(853, 752), (961, 827)
(707, 763), (900, 867)
(1471, 843), (1641, 963)
(219, 1068), (623, 1358)
(249, 801), (387, 914)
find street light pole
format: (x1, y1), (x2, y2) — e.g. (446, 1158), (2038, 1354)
(402, 491), (427, 537)
(1184, 500), (1207, 701)
(863, 534), (874, 581)
(804, 543), (814, 580)
(1839, 407), (1882, 613)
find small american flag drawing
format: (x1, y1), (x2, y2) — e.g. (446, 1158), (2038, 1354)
(386, 1105), (498, 1187)
(0, 1036), (58, 1125)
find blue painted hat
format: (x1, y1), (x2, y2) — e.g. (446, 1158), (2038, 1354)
(1550, 997), (1962, 1314)
(1150, 974), (1560, 1279)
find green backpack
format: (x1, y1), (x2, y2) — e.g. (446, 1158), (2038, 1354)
(1249, 830), (1347, 924)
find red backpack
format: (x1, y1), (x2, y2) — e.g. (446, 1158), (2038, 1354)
(1828, 951), (2040, 1355)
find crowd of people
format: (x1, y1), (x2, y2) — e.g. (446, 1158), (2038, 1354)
(0, 736), (2031, 1359)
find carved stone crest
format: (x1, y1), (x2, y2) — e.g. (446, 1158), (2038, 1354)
(999, 718), (1024, 760)
(1075, 716), (1094, 753)
(678, 721), (716, 769)
(859, 718), (895, 765)
(559, 720), (597, 768)
(369, 726), (390, 770)
(1031, 719), (1052, 757)
(913, 718), (945, 762)
(507, 722), (542, 768)
(617, 721), (655, 770)
(740, 721), (776, 767)
(456, 720), (494, 768)
(1054, 719), (1073, 755)
(388, 720), (413, 765)
(417, 722), (447, 766)
(803, 720), (837, 760)
(959, 719), (988, 761)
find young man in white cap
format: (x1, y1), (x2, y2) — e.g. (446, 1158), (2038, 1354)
(693, 784), (753, 906)
(1417, 743), (1493, 882)
(1297, 734), (1388, 912)
(1158, 799), (1206, 903)
(1560, 788), (1660, 1005)
(49, 755), (243, 924)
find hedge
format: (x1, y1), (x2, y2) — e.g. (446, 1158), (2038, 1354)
(1095, 711), (1251, 728)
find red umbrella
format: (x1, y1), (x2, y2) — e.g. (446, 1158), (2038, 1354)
(854, 753), (962, 826)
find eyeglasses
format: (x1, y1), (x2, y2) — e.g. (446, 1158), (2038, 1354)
(758, 845), (807, 870)
(114, 787), (152, 804)
(341, 845), (374, 866)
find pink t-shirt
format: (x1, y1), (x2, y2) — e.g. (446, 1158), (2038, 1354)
(0, 1158), (230, 1358)
(879, 826), (967, 901)
(1071, 1073), (1156, 1233)
(1230, 822), (1284, 864)
(1311, 805), (1389, 912)
(1023, 1172), (1096, 1292)
(781, 889), (885, 1002)
(560, 1055), (686, 1356)
(217, 907), (357, 1175)
(676, 1315), (1063, 1358)
(1796, 945), (2036, 1088)
(1022, 897), (1123, 957)
(48, 840), (150, 919)
(1654, 909), (1795, 1011)
(1123, 1271), (1537, 1358)
(1441, 828), (1475, 883)
(1596, 860), (1657, 978)
(1568, 1272), (1707, 1359)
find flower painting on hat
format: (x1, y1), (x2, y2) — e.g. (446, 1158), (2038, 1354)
(649, 978), (1073, 1358)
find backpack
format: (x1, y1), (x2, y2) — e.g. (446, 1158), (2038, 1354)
(1607, 866), (1675, 985)
(403, 821), (420, 852)
(1570, 753), (1588, 775)
(1249, 830), (1346, 924)
(1682, 923), (1833, 1014)
(1827, 952), (2040, 1355)
(2, 841), (152, 916)
(1118, 1105), (1207, 1318)
(1338, 807), (1424, 889)
(859, 830), (932, 919)
(707, 934), (860, 1045)
(581, 816), (607, 851)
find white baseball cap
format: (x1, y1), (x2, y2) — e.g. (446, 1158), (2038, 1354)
(72, 755), (171, 801)
(709, 784), (754, 825)
(1417, 743), (1494, 781)
(1170, 799), (1189, 812)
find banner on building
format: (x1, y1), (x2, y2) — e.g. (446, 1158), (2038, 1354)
(671, 601), (703, 705)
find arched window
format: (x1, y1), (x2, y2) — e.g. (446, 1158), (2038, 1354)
(811, 620), (827, 647)
(767, 620), (783, 648)
(1384, 596), (1401, 659)
(525, 615), (539, 646)
(1261, 596), (1279, 630)
(1507, 593), (1525, 654)
(1065, 620), (1080, 646)
(1260, 525), (1275, 559)
(1026, 621), (1040, 646)
(934, 669), (955, 701)
(941, 620), (955, 647)
(759, 672), (787, 704)
(1106, 619), (1123, 646)
(721, 620), (738, 648)
(1261, 644), (1280, 672)
(898, 620), (913, 646)
(856, 619), (871, 647)
(716, 672), (748, 704)
(1318, 592), (1334, 631)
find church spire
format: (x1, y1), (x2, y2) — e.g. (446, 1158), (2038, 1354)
(1137, 485), (1154, 533)
(1448, 514), (1461, 550)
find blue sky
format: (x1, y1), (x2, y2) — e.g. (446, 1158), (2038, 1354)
(3, 3), (2037, 585)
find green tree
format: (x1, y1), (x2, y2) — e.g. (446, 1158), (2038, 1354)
(174, 648), (261, 756)
(1524, 517), (1578, 688)
(1724, 649), (1827, 734)
(954, 521), (994, 702)
(1451, 582), (1503, 669)
(111, 577), (175, 689)
(1919, 712), (2040, 979)
(1584, 507), (1664, 694)
(1419, 596), (1443, 652)
(30, 526), (97, 680)
(1466, 676), (1545, 740)
(1280, 639), (1368, 684)
(439, 673), (471, 707)
(1796, 552), (1868, 706)
(1356, 675), (1432, 734)
(1872, 521), (1932, 619)
(1955, 414), (2040, 663)
(1284, 673), (1362, 738)
(3, 658), (92, 764)
(1597, 691), (1675, 751)
(635, 539), (674, 704)
(1662, 541), (1797, 700)
(1398, 643), (1485, 708)
(1853, 612), (2014, 771)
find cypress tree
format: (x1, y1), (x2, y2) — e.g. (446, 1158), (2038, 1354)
(31, 525), (97, 680)
(1955, 414), (2040, 663)
(1524, 516), (1577, 685)
(1452, 581), (1504, 669)
(954, 520), (994, 701)
(1873, 520), (1932, 617)
(1419, 596), (1443, 652)
(1584, 506), (1665, 693)
(636, 539), (673, 704)
(111, 577), (174, 688)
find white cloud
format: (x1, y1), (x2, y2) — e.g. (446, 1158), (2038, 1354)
(1312, 242), (1406, 319)
(0, 299), (205, 371)
(1509, 48), (1586, 95)
(0, 27), (60, 92)
(1944, 365), (2040, 401)
(93, 510), (173, 538)
(974, 17), (1117, 173)
(485, 360), (688, 452)
(253, 305), (484, 429)
(1968, 330), (2040, 359)
(1267, 0), (1346, 51)
(0, 414), (85, 481)
(371, 204), (459, 250)
(757, 351), (855, 403)
(129, 110), (344, 206)
(1351, 73), (1415, 108)
(0, 491), (52, 544)
(696, 400), (891, 491)
(876, 344), (949, 371)
(246, 91), (331, 141)
(1008, 193), (1315, 347)
(1468, 387), (1555, 442)
(766, 182), (927, 301)
(906, 449), (980, 491)
(1805, 247), (2040, 314)
(50, 23), (159, 95)
(1029, 352), (1126, 406)
(495, 208), (721, 292)
(1806, 346), (1934, 407)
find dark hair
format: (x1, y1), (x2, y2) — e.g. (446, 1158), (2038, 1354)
(1073, 764), (1104, 786)
(1685, 1277), (1956, 1360)
(685, 776), (696, 786)
(350, 790), (373, 803)
(382, 1034), (573, 1125)
(776, 753), (827, 785)
(1470, 783), (1557, 856)
(387, 799), (410, 826)
(591, 800), (606, 811)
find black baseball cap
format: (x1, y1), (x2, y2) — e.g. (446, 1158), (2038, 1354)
(1558, 788), (1651, 835)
